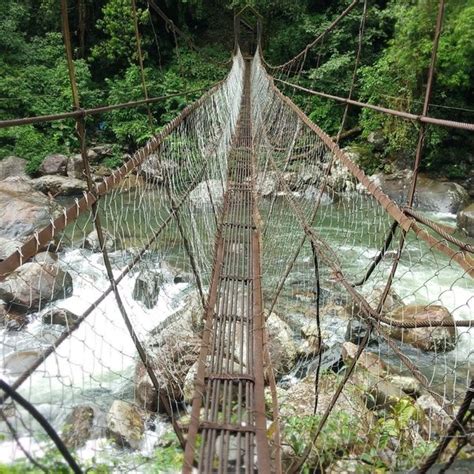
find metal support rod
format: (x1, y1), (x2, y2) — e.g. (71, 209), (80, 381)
(60, 0), (185, 447)
(417, 379), (474, 473)
(274, 79), (474, 132)
(131, 0), (153, 125)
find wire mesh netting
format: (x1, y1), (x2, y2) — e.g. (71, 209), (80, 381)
(0, 8), (473, 473)
(0, 52), (245, 472)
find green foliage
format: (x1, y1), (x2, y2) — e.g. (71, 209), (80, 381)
(92, 0), (150, 67)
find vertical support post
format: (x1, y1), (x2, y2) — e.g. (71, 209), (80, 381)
(131, 0), (153, 125)
(376, 0), (445, 310)
(60, 0), (185, 449)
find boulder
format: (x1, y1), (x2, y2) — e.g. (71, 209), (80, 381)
(256, 172), (278, 197)
(67, 154), (85, 179)
(38, 154), (68, 176)
(2, 350), (41, 375)
(266, 312), (298, 375)
(91, 144), (113, 158)
(457, 203), (474, 237)
(106, 400), (144, 450)
(0, 177), (61, 240)
(1, 308), (29, 331)
(345, 318), (373, 346)
(83, 229), (117, 253)
(367, 130), (387, 152)
(132, 270), (164, 309)
(384, 305), (457, 352)
(139, 155), (178, 183)
(32, 175), (88, 196)
(135, 294), (202, 411)
(372, 171), (469, 213)
(0, 262), (73, 312)
(387, 375), (421, 398)
(341, 342), (387, 377)
(42, 308), (79, 326)
(300, 322), (326, 356)
(0, 237), (22, 261)
(348, 286), (403, 319)
(31, 251), (58, 265)
(414, 176), (469, 213)
(62, 405), (103, 449)
(416, 394), (452, 437)
(0, 156), (28, 180)
(303, 186), (334, 204)
(189, 179), (224, 205)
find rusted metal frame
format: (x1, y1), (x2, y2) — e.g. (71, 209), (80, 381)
(268, 161), (467, 419)
(268, 76), (474, 277)
(266, 153), (474, 329)
(372, 0), (448, 324)
(417, 379), (474, 474)
(182, 195), (231, 472)
(61, 0), (186, 447)
(131, 0), (153, 125)
(404, 207), (474, 254)
(0, 380), (82, 474)
(250, 130), (274, 473)
(353, 221), (399, 287)
(437, 412), (473, 474)
(0, 86), (217, 129)
(0, 81), (225, 281)
(336, 0), (367, 143)
(268, 0), (359, 71)
(274, 79), (474, 132)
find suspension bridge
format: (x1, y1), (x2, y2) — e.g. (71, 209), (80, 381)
(0, 1), (473, 473)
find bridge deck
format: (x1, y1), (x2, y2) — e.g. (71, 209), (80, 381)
(183, 60), (271, 473)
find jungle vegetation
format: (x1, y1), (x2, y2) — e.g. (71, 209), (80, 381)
(0, 0), (473, 177)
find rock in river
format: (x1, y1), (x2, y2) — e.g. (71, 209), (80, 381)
(38, 154), (68, 176)
(107, 400), (144, 450)
(457, 202), (474, 237)
(384, 305), (457, 352)
(132, 270), (164, 309)
(0, 156), (28, 180)
(0, 177), (61, 240)
(0, 261), (73, 312)
(32, 175), (88, 196)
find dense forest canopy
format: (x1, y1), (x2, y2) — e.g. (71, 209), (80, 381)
(0, 0), (473, 177)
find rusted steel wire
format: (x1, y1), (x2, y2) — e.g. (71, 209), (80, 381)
(275, 79), (474, 132)
(417, 379), (474, 473)
(0, 380), (82, 474)
(268, 78), (474, 277)
(131, 0), (153, 125)
(404, 207), (474, 254)
(0, 86), (216, 129)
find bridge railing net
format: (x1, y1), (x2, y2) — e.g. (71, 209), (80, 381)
(251, 50), (473, 470)
(0, 51), (244, 470)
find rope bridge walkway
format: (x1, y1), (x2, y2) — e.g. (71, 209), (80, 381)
(0, 1), (473, 473)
